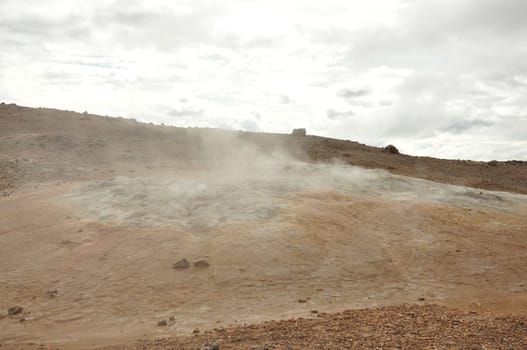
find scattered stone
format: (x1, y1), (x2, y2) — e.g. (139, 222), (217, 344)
(298, 299), (307, 303)
(193, 328), (200, 334)
(169, 316), (175, 321)
(291, 128), (306, 136)
(310, 310), (318, 314)
(173, 258), (190, 269)
(157, 319), (167, 326)
(383, 144), (399, 154)
(193, 258), (210, 268)
(46, 289), (58, 298)
(418, 297), (426, 301)
(8, 306), (23, 315)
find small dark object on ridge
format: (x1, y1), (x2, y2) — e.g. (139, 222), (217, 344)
(488, 160), (498, 167)
(291, 128), (306, 136)
(383, 144), (399, 154)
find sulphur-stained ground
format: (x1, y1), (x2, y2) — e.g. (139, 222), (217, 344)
(1, 104), (527, 349)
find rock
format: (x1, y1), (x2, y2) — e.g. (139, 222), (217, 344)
(488, 160), (498, 167)
(383, 144), (399, 154)
(8, 306), (23, 315)
(291, 128), (306, 136)
(169, 316), (175, 321)
(193, 259), (210, 268)
(46, 289), (58, 298)
(173, 258), (190, 269)
(193, 328), (200, 334)
(297, 299), (307, 303)
(157, 319), (167, 326)
(202, 343), (220, 350)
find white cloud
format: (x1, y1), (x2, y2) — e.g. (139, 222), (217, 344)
(0, 0), (526, 160)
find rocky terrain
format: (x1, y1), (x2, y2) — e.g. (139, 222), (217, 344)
(1, 103), (526, 349)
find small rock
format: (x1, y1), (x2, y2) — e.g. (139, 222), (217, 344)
(173, 258), (190, 269)
(418, 297), (426, 301)
(297, 299), (307, 303)
(310, 310), (318, 314)
(383, 144), (399, 154)
(157, 319), (167, 326)
(46, 289), (58, 298)
(193, 259), (210, 268)
(8, 306), (23, 315)
(193, 328), (200, 334)
(291, 128), (306, 136)
(169, 316), (175, 321)
(202, 343), (220, 350)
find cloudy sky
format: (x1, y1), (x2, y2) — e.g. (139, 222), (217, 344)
(1, 0), (526, 160)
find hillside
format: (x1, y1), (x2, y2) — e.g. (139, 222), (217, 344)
(1, 103), (527, 197)
(1, 103), (526, 349)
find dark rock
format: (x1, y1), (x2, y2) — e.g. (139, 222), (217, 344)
(291, 128), (306, 136)
(173, 258), (190, 269)
(157, 319), (167, 326)
(46, 289), (58, 298)
(8, 306), (23, 315)
(383, 144), (399, 154)
(202, 343), (220, 350)
(193, 259), (210, 268)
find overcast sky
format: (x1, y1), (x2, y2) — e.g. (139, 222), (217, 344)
(1, 0), (526, 160)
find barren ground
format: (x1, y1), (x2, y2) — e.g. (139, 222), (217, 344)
(1, 103), (526, 349)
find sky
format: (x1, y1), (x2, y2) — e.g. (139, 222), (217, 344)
(1, 0), (527, 161)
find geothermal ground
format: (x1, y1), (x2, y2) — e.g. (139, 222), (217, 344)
(1, 104), (527, 349)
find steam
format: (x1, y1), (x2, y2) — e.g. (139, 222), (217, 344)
(65, 132), (527, 230)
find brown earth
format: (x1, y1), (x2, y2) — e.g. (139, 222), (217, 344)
(1, 103), (527, 349)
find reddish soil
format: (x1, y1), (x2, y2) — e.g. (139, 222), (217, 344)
(1, 103), (526, 349)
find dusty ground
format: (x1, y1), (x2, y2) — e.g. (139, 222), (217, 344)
(1, 103), (527, 349)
